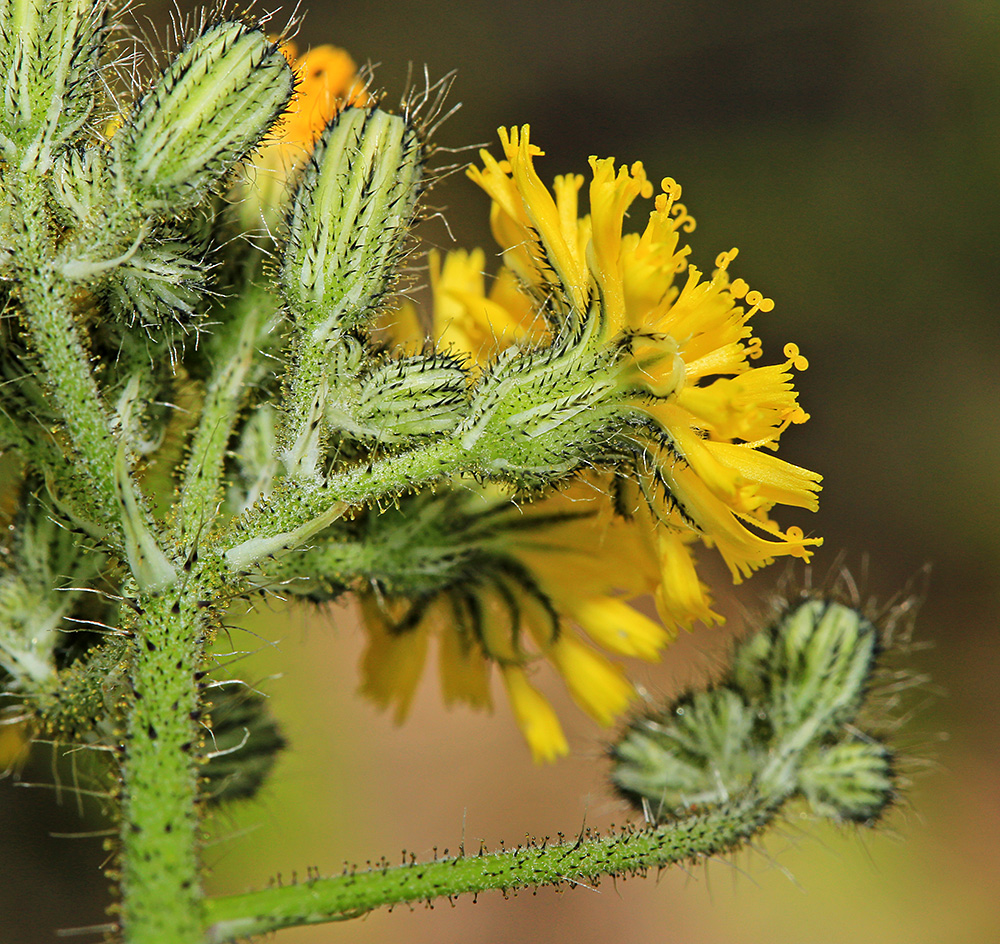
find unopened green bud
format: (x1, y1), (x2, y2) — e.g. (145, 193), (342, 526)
(460, 329), (626, 489)
(104, 239), (208, 327)
(228, 404), (277, 515)
(118, 22), (293, 209)
(0, 492), (105, 689)
(281, 107), (425, 336)
(611, 687), (758, 818)
(47, 145), (109, 225)
(0, 0), (110, 169)
(763, 599), (877, 736)
(327, 353), (468, 444)
(799, 740), (894, 822)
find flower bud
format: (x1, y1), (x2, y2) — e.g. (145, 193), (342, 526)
(118, 22), (294, 209)
(0, 0), (110, 169)
(47, 145), (109, 225)
(759, 598), (877, 736)
(329, 353), (468, 444)
(104, 239), (208, 327)
(459, 327), (626, 490)
(611, 687), (757, 817)
(0, 492), (104, 690)
(798, 740), (894, 822)
(280, 106), (424, 336)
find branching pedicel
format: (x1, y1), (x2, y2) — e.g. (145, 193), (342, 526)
(0, 3), (922, 942)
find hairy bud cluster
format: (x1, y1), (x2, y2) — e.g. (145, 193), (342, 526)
(612, 597), (897, 824)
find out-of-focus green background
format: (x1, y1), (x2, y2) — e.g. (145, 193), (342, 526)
(3, 1), (999, 941)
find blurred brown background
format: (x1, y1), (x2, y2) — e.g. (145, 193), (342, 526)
(3, 1), (999, 942)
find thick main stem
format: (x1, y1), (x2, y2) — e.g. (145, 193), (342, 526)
(203, 795), (776, 942)
(119, 587), (212, 944)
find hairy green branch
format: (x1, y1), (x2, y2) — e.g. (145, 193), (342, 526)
(204, 800), (771, 942)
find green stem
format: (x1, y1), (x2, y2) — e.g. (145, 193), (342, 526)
(279, 336), (332, 481)
(177, 281), (280, 544)
(118, 584), (216, 944)
(221, 440), (462, 572)
(203, 795), (776, 943)
(12, 178), (122, 534)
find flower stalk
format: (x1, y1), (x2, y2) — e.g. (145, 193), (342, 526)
(118, 587), (214, 944)
(204, 797), (773, 942)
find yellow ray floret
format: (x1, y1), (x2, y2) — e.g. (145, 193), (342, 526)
(501, 665), (569, 763)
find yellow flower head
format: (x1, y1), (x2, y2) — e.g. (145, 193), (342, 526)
(467, 127), (822, 582)
(360, 126), (821, 762)
(364, 286), (716, 761)
(274, 42), (372, 149)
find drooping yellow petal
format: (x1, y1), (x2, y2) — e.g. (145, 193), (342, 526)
(358, 599), (429, 724)
(654, 529), (722, 629)
(548, 636), (634, 726)
(569, 595), (672, 661)
(649, 401), (765, 514)
(500, 665), (569, 763)
(663, 462), (821, 582)
(438, 619), (493, 711)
